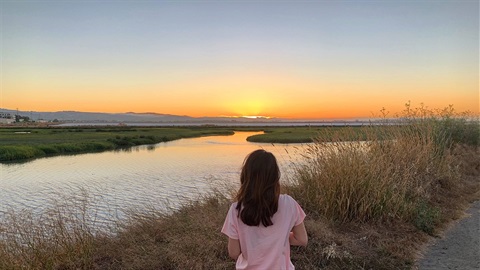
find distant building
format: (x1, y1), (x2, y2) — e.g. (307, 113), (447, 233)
(0, 112), (14, 124)
(0, 118), (14, 124)
(0, 112), (13, 119)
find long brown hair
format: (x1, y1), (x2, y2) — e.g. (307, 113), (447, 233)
(235, 149), (281, 227)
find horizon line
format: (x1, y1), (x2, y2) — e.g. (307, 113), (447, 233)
(0, 107), (377, 121)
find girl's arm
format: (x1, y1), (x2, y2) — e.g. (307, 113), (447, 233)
(227, 237), (241, 260)
(289, 222), (308, 246)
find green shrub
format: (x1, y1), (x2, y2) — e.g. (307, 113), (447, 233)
(0, 145), (45, 161)
(413, 200), (440, 234)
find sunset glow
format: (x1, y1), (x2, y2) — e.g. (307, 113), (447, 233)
(1, 1), (478, 119)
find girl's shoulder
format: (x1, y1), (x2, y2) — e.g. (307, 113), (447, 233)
(279, 194), (305, 218)
(279, 194), (297, 204)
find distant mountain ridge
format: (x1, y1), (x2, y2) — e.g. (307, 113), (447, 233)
(0, 108), (279, 123)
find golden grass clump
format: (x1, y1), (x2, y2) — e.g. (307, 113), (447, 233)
(289, 104), (477, 230)
(0, 189), (101, 269)
(101, 195), (233, 270)
(292, 125), (453, 225)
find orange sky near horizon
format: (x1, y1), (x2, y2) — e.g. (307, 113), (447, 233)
(3, 66), (478, 119)
(1, 2), (478, 119)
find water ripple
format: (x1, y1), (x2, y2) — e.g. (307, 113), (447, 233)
(0, 132), (308, 227)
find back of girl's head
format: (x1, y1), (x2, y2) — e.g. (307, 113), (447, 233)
(236, 149), (280, 227)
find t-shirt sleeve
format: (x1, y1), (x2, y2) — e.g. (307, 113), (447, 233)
(221, 203), (239, 239)
(292, 197), (306, 226)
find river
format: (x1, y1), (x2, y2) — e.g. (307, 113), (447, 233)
(0, 132), (308, 227)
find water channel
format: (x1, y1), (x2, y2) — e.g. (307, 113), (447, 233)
(0, 132), (308, 227)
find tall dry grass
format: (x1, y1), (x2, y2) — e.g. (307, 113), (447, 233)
(0, 189), (233, 270)
(0, 189), (107, 269)
(291, 125), (453, 226)
(289, 104), (478, 232)
(104, 195), (232, 269)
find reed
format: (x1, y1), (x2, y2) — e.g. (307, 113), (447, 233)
(0, 189), (104, 269)
(288, 104), (477, 230)
(0, 190), (233, 269)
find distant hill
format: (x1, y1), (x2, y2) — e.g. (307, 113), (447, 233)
(0, 108), (279, 123)
(0, 109), (378, 126)
(0, 109), (195, 122)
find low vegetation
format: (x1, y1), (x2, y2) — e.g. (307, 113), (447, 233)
(0, 104), (478, 269)
(285, 105), (479, 268)
(0, 125), (406, 162)
(0, 127), (235, 162)
(246, 127), (324, 143)
(0, 125), (384, 162)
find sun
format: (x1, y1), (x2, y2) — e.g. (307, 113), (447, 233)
(222, 97), (270, 118)
(241, 115), (271, 119)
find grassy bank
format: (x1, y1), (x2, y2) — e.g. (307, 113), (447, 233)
(0, 108), (478, 269)
(0, 127), (235, 162)
(0, 125), (399, 162)
(0, 126), (372, 162)
(245, 127), (323, 143)
(245, 126), (399, 144)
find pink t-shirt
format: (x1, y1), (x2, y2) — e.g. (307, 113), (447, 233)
(221, 194), (306, 270)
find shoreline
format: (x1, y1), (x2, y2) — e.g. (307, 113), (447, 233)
(0, 126), (342, 162)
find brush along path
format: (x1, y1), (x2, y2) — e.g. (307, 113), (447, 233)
(417, 200), (480, 270)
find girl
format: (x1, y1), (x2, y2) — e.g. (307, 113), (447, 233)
(222, 149), (308, 269)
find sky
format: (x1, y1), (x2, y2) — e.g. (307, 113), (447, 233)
(1, 1), (478, 119)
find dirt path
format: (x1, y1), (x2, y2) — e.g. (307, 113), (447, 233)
(417, 200), (480, 270)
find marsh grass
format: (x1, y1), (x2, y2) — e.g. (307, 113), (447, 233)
(109, 195), (233, 269)
(282, 106), (479, 268)
(245, 126), (378, 144)
(291, 126), (452, 225)
(0, 127), (235, 162)
(288, 105), (476, 227)
(0, 105), (478, 269)
(0, 181), (241, 270)
(0, 189), (107, 269)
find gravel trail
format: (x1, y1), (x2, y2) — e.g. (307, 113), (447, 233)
(417, 200), (480, 270)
